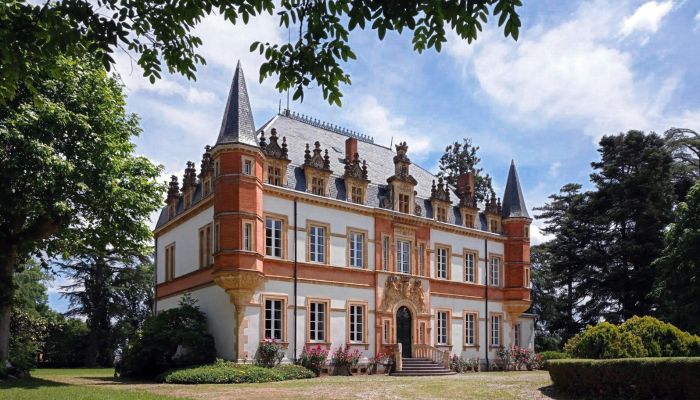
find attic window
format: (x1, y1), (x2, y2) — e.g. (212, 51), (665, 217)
(398, 193), (410, 214)
(268, 166), (282, 186)
(436, 206), (447, 222)
(311, 177), (325, 196)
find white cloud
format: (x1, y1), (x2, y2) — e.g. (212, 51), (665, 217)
(446, 0), (681, 141)
(549, 161), (562, 177)
(620, 1), (674, 36)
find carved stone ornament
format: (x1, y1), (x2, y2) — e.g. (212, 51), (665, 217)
(430, 177), (451, 203)
(213, 269), (265, 307)
(260, 128), (289, 160)
(379, 275), (426, 313)
(343, 152), (369, 181)
(303, 141), (331, 171)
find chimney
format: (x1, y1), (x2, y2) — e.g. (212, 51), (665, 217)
(456, 170), (475, 198)
(345, 137), (358, 162)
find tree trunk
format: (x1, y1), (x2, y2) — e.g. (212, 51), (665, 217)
(0, 248), (17, 367)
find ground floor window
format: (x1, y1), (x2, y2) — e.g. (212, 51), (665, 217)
(514, 323), (521, 347)
(437, 311), (449, 345)
(309, 301), (326, 342)
(465, 313), (476, 346)
(490, 314), (501, 347)
(265, 299), (283, 340)
(349, 304), (364, 342)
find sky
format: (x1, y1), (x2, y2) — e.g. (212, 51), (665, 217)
(47, 0), (700, 311)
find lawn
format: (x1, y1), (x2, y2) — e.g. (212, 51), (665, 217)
(0, 368), (563, 400)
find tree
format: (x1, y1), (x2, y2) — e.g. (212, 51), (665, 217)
(532, 183), (607, 347)
(654, 181), (700, 334)
(436, 138), (494, 202)
(663, 128), (700, 202)
(589, 131), (675, 323)
(0, 54), (164, 367)
(1, 0), (522, 106)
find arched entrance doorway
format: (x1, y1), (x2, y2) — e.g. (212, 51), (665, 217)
(396, 306), (412, 358)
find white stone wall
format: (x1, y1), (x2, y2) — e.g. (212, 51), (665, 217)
(156, 284), (237, 360)
(156, 206), (214, 283)
(429, 229), (504, 285)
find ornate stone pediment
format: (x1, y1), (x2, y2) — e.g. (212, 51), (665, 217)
(380, 275), (426, 313)
(430, 177), (451, 203)
(343, 153), (368, 181)
(260, 128), (289, 161)
(303, 141), (331, 171)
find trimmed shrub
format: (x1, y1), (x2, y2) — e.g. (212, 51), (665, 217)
(620, 316), (700, 357)
(539, 351), (569, 362)
(255, 338), (284, 368)
(121, 295), (216, 379)
(564, 322), (647, 359)
(160, 361), (314, 384)
(548, 358), (700, 399)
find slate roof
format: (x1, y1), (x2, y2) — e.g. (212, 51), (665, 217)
(216, 61), (257, 146)
(501, 160), (530, 219)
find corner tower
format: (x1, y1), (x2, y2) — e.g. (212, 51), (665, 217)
(500, 160), (532, 323)
(210, 61), (265, 360)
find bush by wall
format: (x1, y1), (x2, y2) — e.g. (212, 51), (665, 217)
(619, 316), (700, 357)
(159, 360), (314, 384)
(548, 358), (700, 399)
(539, 351), (568, 362)
(120, 295), (216, 379)
(563, 322), (647, 359)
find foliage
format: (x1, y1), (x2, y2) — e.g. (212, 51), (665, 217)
(255, 338), (285, 368)
(41, 316), (89, 367)
(449, 355), (480, 373)
(159, 360), (313, 384)
(564, 322), (647, 359)
(298, 344), (328, 376)
(653, 180), (700, 334)
(548, 358), (700, 399)
(0, 52), (163, 366)
(538, 351), (569, 362)
(120, 296), (216, 379)
(1, 1), (521, 106)
(330, 344), (362, 367)
(435, 138), (494, 202)
(663, 128), (699, 201)
(496, 346), (542, 371)
(619, 316), (700, 357)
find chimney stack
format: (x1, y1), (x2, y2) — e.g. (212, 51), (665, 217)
(456, 170), (475, 198)
(345, 137), (358, 162)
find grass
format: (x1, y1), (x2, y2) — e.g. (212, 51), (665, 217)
(0, 368), (562, 400)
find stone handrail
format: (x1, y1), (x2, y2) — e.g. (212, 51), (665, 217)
(412, 344), (450, 369)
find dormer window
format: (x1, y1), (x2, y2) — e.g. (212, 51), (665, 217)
(311, 177), (325, 196)
(351, 186), (363, 204)
(168, 203), (176, 219)
(260, 128), (291, 187)
(398, 193), (410, 213)
(464, 213), (474, 228)
(490, 219), (500, 233)
(268, 166), (282, 186)
(436, 206), (447, 222)
(303, 141), (332, 196)
(203, 178), (212, 196)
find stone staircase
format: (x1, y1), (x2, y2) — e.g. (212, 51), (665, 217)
(391, 357), (455, 376)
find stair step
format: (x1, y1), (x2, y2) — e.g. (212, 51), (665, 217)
(391, 357), (455, 376)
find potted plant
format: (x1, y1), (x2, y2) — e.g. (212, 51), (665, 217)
(299, 344), (328, 377)
(330, 345), (362, 376)
(367, 352), (389, 375)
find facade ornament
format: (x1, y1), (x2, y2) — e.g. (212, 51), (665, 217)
(343, 153), (369, 181)
(182, 161), (197, 192)
(261, 128), (289, 160)
(430, 177), (451, 202)
(303, 141), (331, 171)
(199, 145), (214, 177)
(166, 175), (181, 203)
(259, 129), (267, 149)
(379, 275), (426, 313)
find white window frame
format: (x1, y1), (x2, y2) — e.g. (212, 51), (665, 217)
(437, 311), (448, 345)
(465, 313), (476, 346)
(382, 235), (390, 271)
(349, 304), (364, 343)
(465, 252), (475, 283)
(489, 257), (501, 287)
(265, 217), (283, 258)
(418, 243), (425, 276)
(243, 222), (253, 251)
(491, 314), (501, 347)
(396, 240), (410, 274)
(265, 299), (283, 340)
(243, 158), (253, 175)
(349, 232), (364, 268)
(437, 247), (448, 279)
(309, 302), (326, 342)
(309, 225), (326, 263)
(514, 323), (521, 347)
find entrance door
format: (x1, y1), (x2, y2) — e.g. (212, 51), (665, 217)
(396, 306), (412, 358)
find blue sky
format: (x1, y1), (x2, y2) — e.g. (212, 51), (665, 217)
(48, 0), (700, 311)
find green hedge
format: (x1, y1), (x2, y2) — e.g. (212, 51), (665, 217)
(539, 351), (568, 362)
(548, 358), (700, 399)
(159, 362), (314, 384)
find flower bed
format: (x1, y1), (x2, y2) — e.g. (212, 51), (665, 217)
(159, 360), (314, 384)
(548, 357), (700, 399)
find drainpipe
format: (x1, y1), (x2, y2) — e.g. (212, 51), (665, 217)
(293, 198), (298, 362)
(484, 238), (489, 371)
(153, 236), (158, 316)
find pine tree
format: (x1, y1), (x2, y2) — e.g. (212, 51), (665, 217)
(436, 138), (494, 202)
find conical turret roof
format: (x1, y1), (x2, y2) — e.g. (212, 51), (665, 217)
(502, 160), (530, 219)
(216, 61), (257, 146)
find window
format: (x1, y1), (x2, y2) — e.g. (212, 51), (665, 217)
(418, 243), (425, 276)
(349, 304), (365, 343)
(267, 166), (283, 186)
(214, 223), (220, 252)
(383, 320), (390, 344)
(382, 236), (390, 271)
(351, 186), (363, 204)
(465, 313), (476, 346)
(199, 224), (212, 268)
(464, 252), (476, 283)
(419, 322), (426, 344)
(214, 160), (220, 177)
(311, 176), (324, 196)
(265, 218), (283, 258)
(396, 240), (410, 274)
(437, 311), (449, 345)
(203, 178), (212, 196)
(524, 225), (530, 238)
(349, 231), (365, 268)
(164, 243), (175, 281)
(168, 203), (176, 219)
(514, 323), (521, 347)
(243, 158), (253, 175)
(490, 219), (499, 233)
(489, 257), (501, 287)
(184, 193), (192, 208)
(490, 314), (501, 347)
(264, 299), (283, 340)
(436, 206), (447, 222)
(464, 213), (474, 228)
(398, 193), (410, 213)
(243, 222), (253, 251)
(309, 301), (326, 342)
(309, 225), (326, 263)
(524, 267), (531, 288)
(437, 247), (449, 279)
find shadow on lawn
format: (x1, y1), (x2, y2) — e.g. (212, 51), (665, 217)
(539, 384), (577, 400)
(0, 376), (70, 390)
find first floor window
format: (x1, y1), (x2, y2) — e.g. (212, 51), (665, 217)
(490, 315), (501, 347)
(309, 302), (326, 342)
(199, 224), (212, 268)
(349, 232), (364, 268)
(514, 323), (521, 347)
(165, 244), (175, 281)
(265, 218), (283, 258)
(418, 243), (425, 276)
(243, 158), (253, 175)
(265, 299), (283, 340)
(465, 313), (476, 346)
(382, 236), (390, 271)
(349, 304), (364, 342)
(397, 240), (410, 274)
(309, 225), (326, 263)
(465, 252), (476, 283)
(524, 268), (531, 288)
(437, 247), (448, 279)
(437, 311), (448, 345)
(243, 222), (253, 251)
(489, 257), (500, 286)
